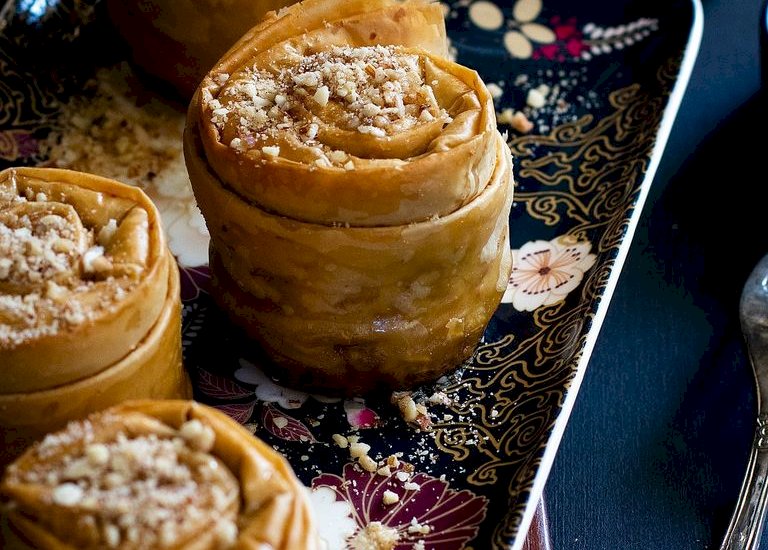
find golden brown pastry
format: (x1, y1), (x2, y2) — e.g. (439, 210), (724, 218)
(184, 0), (514, 394)
(0, 167), (190, 464)
(0, 400), (320, 550)
(107, 0), (298, 98)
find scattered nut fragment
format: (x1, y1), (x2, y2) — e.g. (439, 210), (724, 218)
(386, 455), (400, 469)
(358, 455), (378, 473)
(349, 441), (371, 459)
(428, 391), (451, 406)
(408, 517), (431, 535)
(497, 107), (534, 134)
(510, 111), (534, 134)
(526, 88), (546, 109)
(382, 490), (399, 505)
(391, 391), (418, 422)
(332, 433), (349, 448)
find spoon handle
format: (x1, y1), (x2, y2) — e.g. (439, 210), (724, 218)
(721, 413), (768, 550)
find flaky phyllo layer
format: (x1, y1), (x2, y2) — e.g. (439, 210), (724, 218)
(193, 0), (500, 227)
(1, 401), (321, 549)
(1, 171), (149, 347)
(185, 0), (514, 393)
(0, 168), (170, 393)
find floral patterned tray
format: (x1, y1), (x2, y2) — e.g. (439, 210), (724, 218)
(0, 0), (701, 547)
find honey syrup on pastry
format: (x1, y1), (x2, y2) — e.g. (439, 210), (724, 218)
(3, 414), (240, 549)
(0, 179), (146, 347)
(205, 45), (452, 166)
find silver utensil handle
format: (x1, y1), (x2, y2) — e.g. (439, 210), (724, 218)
(721, 413), (768, 550)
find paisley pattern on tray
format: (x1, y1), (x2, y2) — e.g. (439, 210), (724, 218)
(0, 0), (698, 547)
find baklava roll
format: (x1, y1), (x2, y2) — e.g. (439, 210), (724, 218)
(0, 400), (320, 549)
(0, 167), (190, 464)
(107, 0), (298, 98)
(185, 0), (514, 393)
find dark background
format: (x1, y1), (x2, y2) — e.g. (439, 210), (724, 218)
(547, 0), (767, 548)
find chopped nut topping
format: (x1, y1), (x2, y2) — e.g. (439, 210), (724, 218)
(179, 419), (216, 452)
(0, 193), (140, 347)
(207, 45), (451, 167)
(86, 443), (110, 466)
(97, 219), (118, 246)
(52, 482), (84, 506)
(6, 414), (240, 548)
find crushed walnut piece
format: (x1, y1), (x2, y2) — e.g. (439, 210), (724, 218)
(391, 391), (433, 430)
(0, 191), (137, 347)
(206, 45), (452, 166)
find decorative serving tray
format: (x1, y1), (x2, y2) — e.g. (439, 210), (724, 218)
(0, 0), (701, 547)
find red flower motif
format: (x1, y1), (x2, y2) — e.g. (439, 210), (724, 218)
(536, 44), (559, 60)
(313, 463), (488, 549)
(533, 15), (586, 60)
(553, 16), (579, 40)
(566, 37), (587, 57)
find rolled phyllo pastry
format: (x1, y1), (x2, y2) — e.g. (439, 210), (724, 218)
(0, 167), (190, 464)
(107, 0), (298, 98)
(0, 400), (320, 549)
(185, 0), (514, 393)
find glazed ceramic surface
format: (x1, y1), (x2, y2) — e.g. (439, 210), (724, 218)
(0, 0), (700, 547)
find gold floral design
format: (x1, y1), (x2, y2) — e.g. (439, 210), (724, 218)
(429, 58), (681, 546)
(467, 0), (555, 58)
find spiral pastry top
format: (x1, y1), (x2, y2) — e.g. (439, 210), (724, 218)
(192, 0), (497, 226)
(1, 400), (320, 549)
(0, 167), (169, 393)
